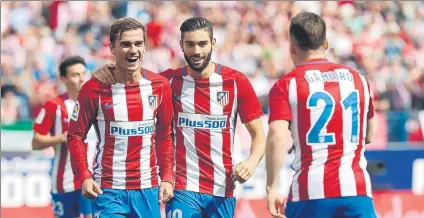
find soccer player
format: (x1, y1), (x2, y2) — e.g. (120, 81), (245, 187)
(32, 56), (94, 218)
(92, 17), (266, 218)
(67, 18), (174, 218)
(266, 12), (377, 218)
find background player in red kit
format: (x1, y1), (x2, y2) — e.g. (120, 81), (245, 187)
(32, 56), (94, 218)
(92, 17), (266, 218)
(67, 18), (174, 218)
(266, 12), (377, 218)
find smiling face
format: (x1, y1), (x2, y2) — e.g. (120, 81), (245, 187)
(181, 29), (215, 73)
(110, 28), (146, 75)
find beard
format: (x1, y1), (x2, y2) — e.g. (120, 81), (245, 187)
(184, 48), (212, 73)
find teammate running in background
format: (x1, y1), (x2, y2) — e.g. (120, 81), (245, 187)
(32, 56), (94, 218)
(266, 12), (376, 218)
(92, 17), (266, 218)
(67, 18), (174, 218)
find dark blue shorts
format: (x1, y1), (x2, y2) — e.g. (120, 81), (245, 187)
(51, 190), (92, 218)
(165, 190), (236, 218)
(286, 196), (377, 218)
(91, 187), (160, 218)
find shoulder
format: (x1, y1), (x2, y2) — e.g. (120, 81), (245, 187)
(159, 67), (184, 81)
(218, 64), (251, 85)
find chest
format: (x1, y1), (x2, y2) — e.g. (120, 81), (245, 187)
(98, 84), (159, 121)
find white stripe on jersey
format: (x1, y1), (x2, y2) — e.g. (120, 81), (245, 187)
(181, 76), (199, 192)
(359, 75), (372, 197)
(288, 78), (301, 201)
(338, 70), (358, 196)
(139, 78), (155, 188)
(209, 73), (226, 196)
(63, 152), (74, 192)
(305, 70), (328, 200)
(94, 95), (105, 186)
(111, 83), (129, 189)
(51, 106), (63, 193)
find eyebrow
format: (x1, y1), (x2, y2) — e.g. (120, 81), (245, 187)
(120, 40), (144, 44)
(185, 40), (209, 44)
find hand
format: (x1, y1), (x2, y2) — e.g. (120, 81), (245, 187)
(60, 131), (68, 143)
(267, 190), (287, 218)
(92, 64), (116, 84)
(158, 181), (174, 203)
(231, 158), (259, 183)
(82, 179), (103, 200)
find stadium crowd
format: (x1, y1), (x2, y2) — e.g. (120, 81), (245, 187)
(1, 1), (424, 143)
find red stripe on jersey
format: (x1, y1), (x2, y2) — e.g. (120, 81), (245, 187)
(195, 81), (213, 193)
(100, 86), (115, 188)
(125, 84), (143, 189)
(323, 83), (343, 198)
(172, 77), (187, 189)
(56, 143), (67, 193)
(222, 78), (235, 196)
(297, 76), (312, 201)
(150, 85), (160, 187)
(352, 74), (367, 196)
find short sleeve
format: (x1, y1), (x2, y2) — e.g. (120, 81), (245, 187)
(236, 74), (264, 123)
(268, 79), (292, 123)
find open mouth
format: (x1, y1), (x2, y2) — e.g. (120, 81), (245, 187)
(191, 56), (203, 64)
(126, 56), (138, 63)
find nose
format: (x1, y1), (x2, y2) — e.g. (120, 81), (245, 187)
(193, 45), (201, 55)
(128, 44), (137, 54)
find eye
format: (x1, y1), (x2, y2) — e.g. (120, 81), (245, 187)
(135, 41), (144, 47)
(120, 42), (130, 47)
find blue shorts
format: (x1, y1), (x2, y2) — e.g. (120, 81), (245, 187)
(165, 190), (236, 218)
(92, 187), (160, 218)
(51, 190), (92, 218)
(286, 196), (377, 218)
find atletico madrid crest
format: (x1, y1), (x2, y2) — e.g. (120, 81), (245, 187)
(148, 95), (158, 110)
(217, 91), (229, 107)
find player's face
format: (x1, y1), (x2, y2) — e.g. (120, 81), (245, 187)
(110, 28), (145, 75)
(61, 63), (87, 92)
(181, 30), (215, 73)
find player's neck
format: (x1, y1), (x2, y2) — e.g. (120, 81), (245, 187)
(115, 69), (142, 84)
(67, 89), (78, 101)
(294, 51), (327, 67)
(187, 62), (215, 80)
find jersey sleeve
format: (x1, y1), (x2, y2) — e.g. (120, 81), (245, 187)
(33, 101), (55, 135)
(268, 79), (292, 123)
(67, 80), (99, 183)
(236, 74), (264, 123)
(155, 79), (175, 184)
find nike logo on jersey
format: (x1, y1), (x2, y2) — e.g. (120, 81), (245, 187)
(173, 95), (188, 100)
(105, 103), (120, 109)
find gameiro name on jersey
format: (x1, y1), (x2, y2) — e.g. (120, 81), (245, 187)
(67, 69), (174, 190)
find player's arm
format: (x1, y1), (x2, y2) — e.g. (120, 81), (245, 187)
(266, 81), (291, 218)
(365, 81), (375, 144)
(67, 81), (98, 183)
(32, 103), (67, 150)
(155, 80), (175, 203)
(232, 74), (266, 183)
(32, 133), (67, 150)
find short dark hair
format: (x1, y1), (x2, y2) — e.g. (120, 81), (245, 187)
(59, 56), (85, 77)
(289, 12), (326, 51)
(110, 17), (146, 45)
(180, 17), (213, 40)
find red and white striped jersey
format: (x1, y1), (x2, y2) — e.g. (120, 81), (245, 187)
(33, 94), (96, 194)
(68, 69), (174, 190)
(161, 63), (263, 197)
(269, 59), (375, 202)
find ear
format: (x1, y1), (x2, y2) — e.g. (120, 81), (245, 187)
(212, 38), (216, 50)
(289, 42), (296, 55)
(324, 40), (328, 50)
(180, 40), (184, 52)
(109, 42), (115, 55)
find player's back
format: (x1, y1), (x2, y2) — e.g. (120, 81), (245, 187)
(275, 59), (374, 201)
